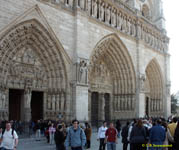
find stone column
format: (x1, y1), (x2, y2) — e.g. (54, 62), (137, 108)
(136, 74), (146, 118)
(101, 93), (105, 121)
(24, 88), (32, 122)
(88, 91), (92, 122)
(164, 53), (171, 118)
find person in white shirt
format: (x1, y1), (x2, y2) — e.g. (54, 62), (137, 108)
(0, 121), (18, 150)
(97, 121), (108, 150)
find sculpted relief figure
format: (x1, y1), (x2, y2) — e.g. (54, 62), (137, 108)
(80, 0), (85, 9)
(92, 0), (98, 18)
(99, 2), (105, 21)
(121, 16), (126, 33)
(68, 0), (73, 7)
(117, 12), (122, 30)
(87, 0), (92, 15)
(111, 8), (117, 27)
(47, 95), (52, 110)
(139, 73), (146, 92)
(25, 88), (31, 108)
(78, 60), (87, 84)
(131, 21), (136, 37)
(126, 18), (131, 35)
(137, 24), (142, 39)
(105, 5), (111, 24)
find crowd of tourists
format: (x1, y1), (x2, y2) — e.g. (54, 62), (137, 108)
(0, 117), (179, 150)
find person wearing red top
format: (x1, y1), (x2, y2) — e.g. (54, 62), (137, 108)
(105, 123), (118, 150)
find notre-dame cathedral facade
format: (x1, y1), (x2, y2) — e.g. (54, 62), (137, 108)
(0, 0), (170, 123)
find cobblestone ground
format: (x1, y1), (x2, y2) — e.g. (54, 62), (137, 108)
(18, 131), (126, 150)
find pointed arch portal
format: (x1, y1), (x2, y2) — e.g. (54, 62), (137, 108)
(144, 59), (164, 117)
(0, 19), (68, 121)
(89, 34), (136, 123)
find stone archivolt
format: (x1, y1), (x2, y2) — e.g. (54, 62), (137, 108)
(41, 0), (169, 53)
(145, 59), (163, 113)
(89, 34), (136, 112)
(0, 19), (68, 120)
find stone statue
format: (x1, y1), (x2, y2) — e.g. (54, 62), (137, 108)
(105, 6), (111, 24)
(80, 0), (85, 9)
(47, 95), (51, 109)
(137, 24), (141, 39)
(92, 0), (98, 18)
(25, 88), (31, 108)
(139, 73), (146, 92)
(111, 8), (117, 27)
(1, 92), (6, 109)
(52, 95), (56, 110)
(87, 0), (92, 15)
(126, 19), (131, 35)
(121, 16), (126, 33)
(99, 2), (105, 21)
(61, 93), (65, 113)
(117, 12), (122, 30)
(68, 0), (73, 7)
(78, 60), (87, 83)
(56, 94), (60, 111)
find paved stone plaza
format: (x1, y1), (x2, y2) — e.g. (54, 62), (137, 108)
(18, 132), (125, 150)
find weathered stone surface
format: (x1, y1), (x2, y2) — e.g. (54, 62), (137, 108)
(0, 0), (170, 122)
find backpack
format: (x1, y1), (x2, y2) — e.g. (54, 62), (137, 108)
(1, 129), (15, 139)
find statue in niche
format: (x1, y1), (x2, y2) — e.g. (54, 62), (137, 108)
(126, 19), (131, 35)
(139, 73), (146, 92)
(111, 8), (117, 27)
(78, 60), (87, 84)
(121, 16), (126, 33)
(131, 22), (136, 37)
(47, 95), (51, 110)
(99, 2), (105, 21)
(25, 88), (31, 108)
(106, 6), (111, 24)
(1, 92), (6, 109)
(87, 0), (92, 15)
(80, 0), (85, 9)
(68, 0), (73, 7)
(92, 0), (98, 18)
(117, 12), (122, 30)
(52, 95), (56, 111)
(137, 25), (141, 39)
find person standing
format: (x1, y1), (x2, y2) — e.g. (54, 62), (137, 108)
(54, 124), (65, 150)
(116, 120), (121, 138)
(65, 120), (86, 150)
(149, 119), (166, 150)
(35, 120), (41, 141)
(49, 123), (56, 145)
(0, 122), (18, 150)
(105, 122), (118, 150)
(168, 117), (177, 150)
(121, 122), (130, 150)
(97, 121), (108, 150)
(84, 123), (92, 149)
(130, 119), (147, 150)
(174, 120), (179, 150)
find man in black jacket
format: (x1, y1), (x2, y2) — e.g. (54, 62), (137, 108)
(121, 122), (130, 150)
(54, 124), (66, 150)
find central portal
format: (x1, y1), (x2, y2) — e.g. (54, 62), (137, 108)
(31, 91), (43, 121)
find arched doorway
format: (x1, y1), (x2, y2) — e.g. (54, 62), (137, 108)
(89, 34), (136, 122)
(145, 59), (163, 117)
(0, 19), (68, 121)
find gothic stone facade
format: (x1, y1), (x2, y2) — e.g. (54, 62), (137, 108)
(0, 0), (170, 122)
